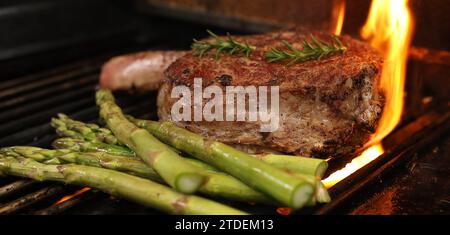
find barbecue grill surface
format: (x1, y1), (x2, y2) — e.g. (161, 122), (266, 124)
(0, 0), (449, 215)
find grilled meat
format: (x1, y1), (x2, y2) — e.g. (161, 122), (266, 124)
(100, 28), (384, 158)
(100, 50), (186, 91)
(159, 28), (384, 157)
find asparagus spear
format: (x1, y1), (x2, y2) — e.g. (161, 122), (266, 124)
(51, 113), (120, 145)
(96, 89), (208, 194)
(52, 138), (215, 171)
(253, 154), (328, 178)
(2, 146), (273, 204)
(52, 137), (135, 157)
(315, 181), (331, 203)
(0, 155), (247, 215)
(132, 120), (317, 209)
(0, 146), (161, 182)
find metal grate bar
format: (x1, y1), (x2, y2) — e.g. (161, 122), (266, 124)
(0, 58), (102, 91)
(0, 180), (39, 201)
(0, 85), (93, 123)
(0, 97), (94, 137)
(33, 189), (100, 215)
(0, 73), (97, 111)
(0, 185), (67, 215)
(0, 65), (99, 100)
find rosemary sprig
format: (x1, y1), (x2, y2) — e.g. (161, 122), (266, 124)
(192, 30), (256, 59)
(266, 36), (347, 65)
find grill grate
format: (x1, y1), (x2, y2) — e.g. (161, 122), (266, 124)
(0, 54), (161, 214)
(0, 36), (449, 215)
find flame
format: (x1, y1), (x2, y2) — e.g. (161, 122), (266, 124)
(276, 207), (293, 215)
(322, 0), (414, 188)
(362, 0), (414, 144)
(322, 144), (384, 188)
(330, 0), (346, 35)
(52, 187), (91, 206)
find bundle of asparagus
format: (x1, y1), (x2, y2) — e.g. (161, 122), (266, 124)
(52, 98), (330, 206)
(51, 122), (330, 205)
(0, 154), (246, 215)
(0, 89), (331, 214)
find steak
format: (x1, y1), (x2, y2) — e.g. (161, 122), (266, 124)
(158, 28), (384, 158)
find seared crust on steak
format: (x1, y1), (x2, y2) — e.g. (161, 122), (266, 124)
(165, 28), (382, 94)
(159, 28), (384, 158)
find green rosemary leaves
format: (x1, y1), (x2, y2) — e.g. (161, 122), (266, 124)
(192, 31), (347, 64)
(265, 36), (347, 65)
(191, 30), (255, 59)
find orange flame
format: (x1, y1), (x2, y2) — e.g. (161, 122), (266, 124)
(322, 144), (384, 188)
(322, 0), (414, 188)
(52, 187), (91, 206)
(362, 0), (414, 144)
(330, 0), (346, 35)
(276, 207), (293, 215)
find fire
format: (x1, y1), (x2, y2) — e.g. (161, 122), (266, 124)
(322, 0), (414, 188)
(322, 144), (384, 188)
(362, 0), (414, 144)
(331, 0), (346, 35)
(276, 207), (293, 215)
(52, 187), (91, 206)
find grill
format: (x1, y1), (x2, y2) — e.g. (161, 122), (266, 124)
(0, 0), (449, 215)
(0, 56), (159, 214)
